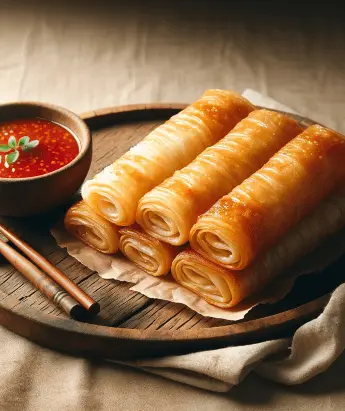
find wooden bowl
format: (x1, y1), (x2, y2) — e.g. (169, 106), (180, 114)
(0, 102), (92, 216)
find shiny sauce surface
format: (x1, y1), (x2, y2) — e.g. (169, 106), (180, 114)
(0, 118), (79, 178)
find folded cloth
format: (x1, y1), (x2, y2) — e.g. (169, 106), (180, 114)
(125, 284), (345, 392)
(114, 90), (345, 392)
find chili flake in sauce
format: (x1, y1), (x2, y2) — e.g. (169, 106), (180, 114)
(0, 118), (79, 178)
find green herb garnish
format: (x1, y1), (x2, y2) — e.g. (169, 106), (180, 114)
(6, 150), (19, 165)
(0, 136), (39, 165)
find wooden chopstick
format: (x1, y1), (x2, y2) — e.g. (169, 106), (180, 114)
(0, 238), (85, 319)
(0, 223), (100, 315)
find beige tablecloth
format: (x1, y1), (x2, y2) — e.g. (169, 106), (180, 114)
(1, 1), (345, 410)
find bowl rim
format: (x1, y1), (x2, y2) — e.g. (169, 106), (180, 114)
(0, 101), (91, 183)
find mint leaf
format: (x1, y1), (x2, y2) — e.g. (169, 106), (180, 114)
(0, 144), (10, 152)
(6, 150), (19, 164)
(8, 136), (16, 148)
(27, 140), (39, 148)
(22, 140), (39, 152)
(19, 136), (30, 146)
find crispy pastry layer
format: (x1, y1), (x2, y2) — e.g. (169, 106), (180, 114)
(119, 225), (179, 276)
(82, 90), (255, 226)
(64, 200), (119, 254)
(137, 110), (302, 245)
(173, 188), (345, 307)
(190, 125), (345, 269)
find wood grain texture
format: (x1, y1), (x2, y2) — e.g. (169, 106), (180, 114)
(0, 223), (99, 314)
(0, 103), (342, 359)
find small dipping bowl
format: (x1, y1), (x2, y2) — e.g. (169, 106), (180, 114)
(0, 102), (92, 216)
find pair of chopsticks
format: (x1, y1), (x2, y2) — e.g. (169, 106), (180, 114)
(0, 223), (100, 320)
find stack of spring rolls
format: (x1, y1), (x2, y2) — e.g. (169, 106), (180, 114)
(64, 89), (345, 309)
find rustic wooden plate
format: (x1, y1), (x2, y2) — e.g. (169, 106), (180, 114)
(0, 103), (344, 361)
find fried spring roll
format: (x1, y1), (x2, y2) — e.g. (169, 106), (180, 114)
(119, 226), (180, 276)
(136, 110), (302, 245)
(190, 125), (345, 269)
(64, 201), (119, 254)
(82, 90), (254, 226)
(173, 188), (345, 307)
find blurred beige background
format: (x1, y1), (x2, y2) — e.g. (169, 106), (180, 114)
(1, 1), (345, 410)
(1, 1), (345, 131)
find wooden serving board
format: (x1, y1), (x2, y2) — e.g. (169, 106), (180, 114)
(0, 103), (344, 360)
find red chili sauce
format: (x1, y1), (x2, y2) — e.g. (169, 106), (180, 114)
(0, 118), (79, 178)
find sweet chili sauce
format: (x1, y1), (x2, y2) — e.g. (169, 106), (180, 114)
(0, 118), (79, 178)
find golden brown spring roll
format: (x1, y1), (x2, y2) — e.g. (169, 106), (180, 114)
(173, 188), (345, 307)
(82, 90), (255, 226)
(64, 201), (119, 254)
(119, 226), (180, 276)
(136, 110), (302, 245)
(190, 125), (345, 270)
